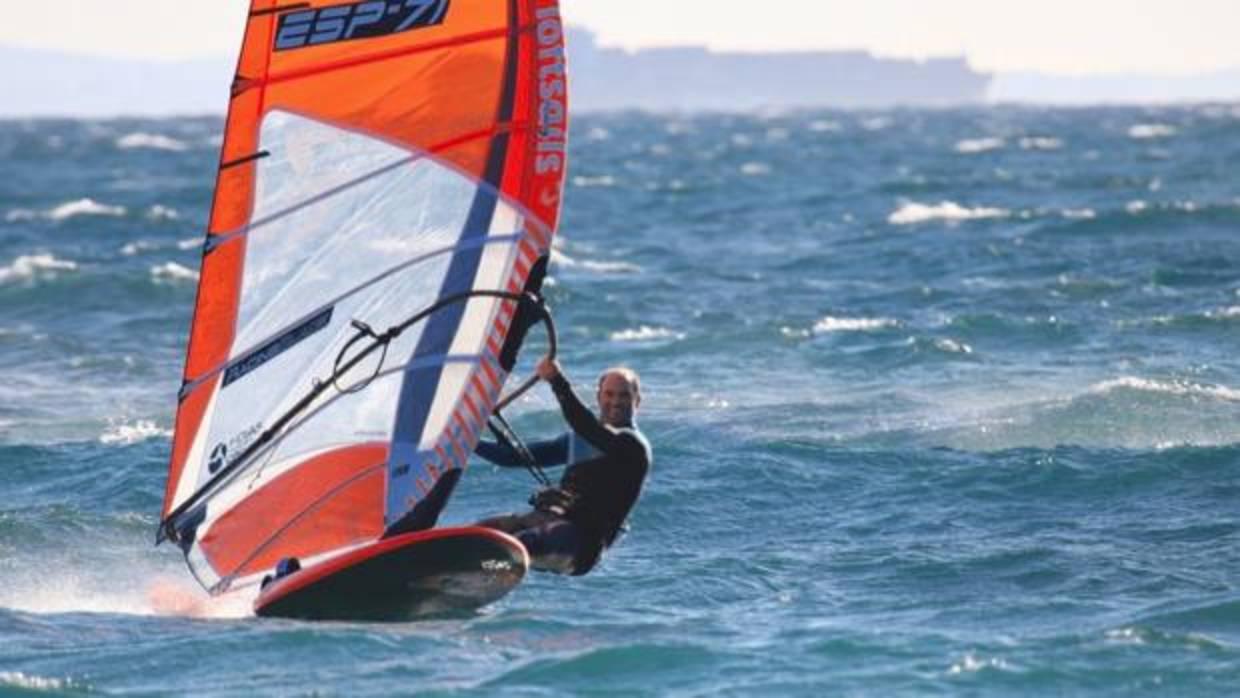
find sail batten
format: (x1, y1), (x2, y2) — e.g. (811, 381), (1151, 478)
(160, 0), (568, 593)
(180, 232), (527, 400)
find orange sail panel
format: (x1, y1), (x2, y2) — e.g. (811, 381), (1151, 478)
(160, 0), (568, 593)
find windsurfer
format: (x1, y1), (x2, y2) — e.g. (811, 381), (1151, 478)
(475, 359), (651, 576)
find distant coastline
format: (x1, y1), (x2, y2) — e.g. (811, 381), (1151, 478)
(567, 29), (991, 110)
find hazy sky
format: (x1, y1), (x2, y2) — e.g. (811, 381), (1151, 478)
(5, 0), (1239, 75)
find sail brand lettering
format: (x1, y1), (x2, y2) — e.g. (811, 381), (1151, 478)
(274, 0), (450, 51)
(534, 3), (567, 190)
(207, 423), (264, 474)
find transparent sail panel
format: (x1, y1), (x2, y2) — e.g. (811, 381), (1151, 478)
(235, 110), (479, 351)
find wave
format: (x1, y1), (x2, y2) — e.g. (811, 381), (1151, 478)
(551, 249), (642, 274)
(932, 376), (1240, 451)
(0, 672), (77, 693)
(115, 132), (189, 152)
(740, 162), (772, 176)
(150, 262), (199, 282)
(120, 240), (159, 256)
(931, 338), (973, 355)
(947, 652), (1011, 675)
(145, 204), (180, 221)
(0, 254), (78, 284)
(954, 137), (1005, 154)
(1028, 198), (1240, 239)
(1090, 377), (1240, 403)
(610, 326), (686, 342)
(811, 316), (900, 334)
(6, 198), (127, 223)
(888, 201), (1010, 225)
(99, 419), (172, 445)
(571, 174), (617, 188)
(860, 116), (892, 131)
(1019, 137), (1063, 151)
(1128, 124), (1177, 140)
(1133, 597), (1240, 634)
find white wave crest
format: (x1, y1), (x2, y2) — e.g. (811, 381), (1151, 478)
(146, 204), (180, 220)
(948, 653), (1010, 675)
(954, 137), (1005, 154)
(551, 249), (642, 274)
(0, 254), (78, 283)
(809, 120), (842, 133)
(1089, 377), (1240, 402)
(861, 117), (892, 131)
(812, 316), (899, 334)
(47, 198), (127, 221)
(116, 132), (188, 151)
(572, 175), (617, 188)
(1126, 200), (1149, 214)
(1019, 137), (1064, 151)
(100, 419), (172, 445)
(740, 162), (772, 176)
(177, 237), (202, 250)
(1061, 208), (1097, 220)
(1128, 124), (1177, 139)
(150, 261), (199, 282)
(888, 201), (1010, 225)
(0, 672), (72, 692)
(610, 326), (686, 342)
(121, 240), (158, 256)
(934, 338), (974, 354)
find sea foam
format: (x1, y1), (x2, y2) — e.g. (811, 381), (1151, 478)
(610, 326), (686, 342)
(954, 137), (1005, 154)
(888, 201), (1010, 225)
(812, 316), (900, 334)
(99, 419), (172, 445)
(0, 254), (78, 283)
(8, 198), (128, 222)
(150, 262), (200, 282)
(551, 249), (642, 274)
(116, 132), (189, 151)
(1089, 377), (1240, 402)
(1128, 124), (1177, 139)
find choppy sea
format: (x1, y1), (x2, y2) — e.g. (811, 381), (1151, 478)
(2, 106), (1240, 696)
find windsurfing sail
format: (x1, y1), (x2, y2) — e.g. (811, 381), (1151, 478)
(158, 0), (569, 594)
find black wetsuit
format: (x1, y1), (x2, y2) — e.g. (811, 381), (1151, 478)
(475, 373), (651, 575)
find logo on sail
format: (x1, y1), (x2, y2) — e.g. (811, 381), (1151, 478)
(274, 0), (451, 51)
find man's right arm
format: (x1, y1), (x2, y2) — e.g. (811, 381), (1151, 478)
(474, 434), (570, 468)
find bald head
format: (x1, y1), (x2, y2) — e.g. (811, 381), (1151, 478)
(596, 367), (641, 427)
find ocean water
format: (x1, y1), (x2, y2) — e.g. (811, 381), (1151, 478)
(2, 106), (1240, 696)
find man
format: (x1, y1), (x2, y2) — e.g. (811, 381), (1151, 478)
(475, 358), (651, 576)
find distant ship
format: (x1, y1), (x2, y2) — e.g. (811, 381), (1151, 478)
(567, 29), (992, 111)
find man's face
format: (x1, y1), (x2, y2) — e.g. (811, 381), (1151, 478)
(597, 373), (639, 426)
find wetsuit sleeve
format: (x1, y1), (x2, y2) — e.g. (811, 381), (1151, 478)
(474, 435), (570, 468)
(547, 374), (642, 456)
